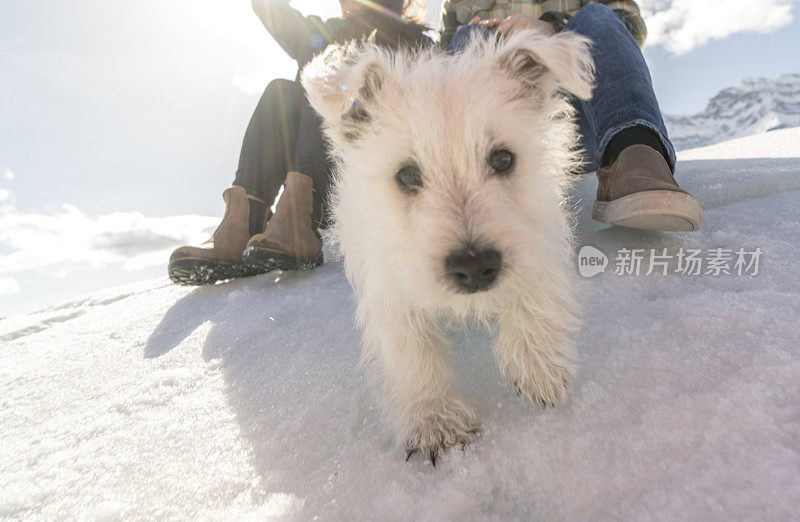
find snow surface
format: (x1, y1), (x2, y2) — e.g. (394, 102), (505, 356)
(2, 130), (800, 520)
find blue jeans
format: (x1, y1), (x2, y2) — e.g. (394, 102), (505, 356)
(447, 4), (676, 173)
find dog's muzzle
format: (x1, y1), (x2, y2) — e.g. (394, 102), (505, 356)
(445, 248), (502, 293)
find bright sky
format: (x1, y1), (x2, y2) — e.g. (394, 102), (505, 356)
(1, 0), (799, 317)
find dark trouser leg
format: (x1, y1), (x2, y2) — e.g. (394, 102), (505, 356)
(290, 98), (333, 229)
(233, 79), (303, 233)
(566, 3), (676, 171)
(240, 93), (327, 269)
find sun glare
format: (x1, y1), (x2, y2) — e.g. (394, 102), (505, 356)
(290, 0), (343, 19)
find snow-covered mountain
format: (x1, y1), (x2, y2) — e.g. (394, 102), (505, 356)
(3, 129), (800, 519)
(666, 73), (800, 151)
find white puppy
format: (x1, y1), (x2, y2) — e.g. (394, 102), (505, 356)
(302, 29), (594, 464)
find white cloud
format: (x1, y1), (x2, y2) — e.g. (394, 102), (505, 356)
(640, 0), (797, 55)
(0, 276), (20, 296)
(3, 169), (13, 181)
(0, 189), (11, 202)
(0, 205), (219, 275)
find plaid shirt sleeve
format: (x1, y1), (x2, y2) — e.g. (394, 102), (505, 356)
(542, 1), (647, 48)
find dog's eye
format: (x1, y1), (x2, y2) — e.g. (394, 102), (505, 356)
(489, 149), (514, 174)
(396, 165), (423, 193)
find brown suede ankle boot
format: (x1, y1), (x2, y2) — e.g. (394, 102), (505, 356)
(242, 171), (323, 271)
(592, 145), (703, 231)
(168, 186), (269, 285)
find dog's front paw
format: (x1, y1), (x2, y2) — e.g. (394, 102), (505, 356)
(510, 355), (574, 408)
(403, 404), (481, 466)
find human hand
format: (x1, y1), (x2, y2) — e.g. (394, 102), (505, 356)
(457, 16), (497, 30)
(474, 17), (503, 29)
(496, 14), (557, 37)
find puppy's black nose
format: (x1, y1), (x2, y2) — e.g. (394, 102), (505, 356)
(445, 249), (502, 293)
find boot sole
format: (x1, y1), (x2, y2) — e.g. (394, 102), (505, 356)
(168, 258), (268, 286)
(242, 246), (324, 271)
(592, 190), (703, 231)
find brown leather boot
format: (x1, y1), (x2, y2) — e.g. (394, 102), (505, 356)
(242, 171), (323, 271)
(592, 145), (703, 231)
(168, 186), (269, 285)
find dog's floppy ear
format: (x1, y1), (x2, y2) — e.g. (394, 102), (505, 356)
(496, 30), (595, 100)
(302, 42), (388, 142)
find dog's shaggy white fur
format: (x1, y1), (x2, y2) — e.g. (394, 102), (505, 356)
(302, 29), (594, 463)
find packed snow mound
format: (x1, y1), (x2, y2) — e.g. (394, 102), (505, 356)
(2, 131), (800, 520)
(665, 73), (800, 151)
(678, 126), (800, 161)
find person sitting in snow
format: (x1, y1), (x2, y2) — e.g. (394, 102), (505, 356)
(168, 0), (430, 285)
(442, 0), (703, 231)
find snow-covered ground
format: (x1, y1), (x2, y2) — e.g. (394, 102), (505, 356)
(2, 129), (799, 520)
